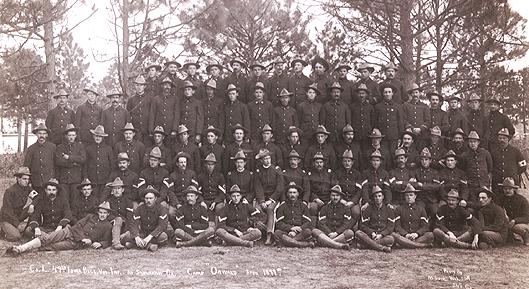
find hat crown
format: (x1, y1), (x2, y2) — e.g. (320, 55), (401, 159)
(117, 152), (129, 160)
(453, 128), (465, 135)
(47, 178), (60, 186)
(206, 79), (217, 89)
(279, 88), (292, 97)
(91, 125), (106, 135)
(384, 62), (398, 70)
(161, 77), (173, 85)
(123, 122), (135, 131)
(109, 177), (124, 187)
(182, 80), (195, 87)
(256, 148), (271, 159)
(149, 147), (162, 158)
(205, 153), (217, 162)
(254, 82), (265, 89)
(315, 125), (330, 134)
(502, 177), (517, 187)
(497, 128), (510, 136)
(34, 123), (48, 132)
(15, 166), (31, 176)
(404, 183), (418, 192)
(369, 128), (383, 138)
(420, 147), (432, 158)
(55, 89), (69, 97)
(409, 83), (421, 91)
(430, 126), (442, 136)
(370, 150), (382, 158)
(64, 123), (76, 132)
(307, 83), (319, 91)
(331, 184), (343, 193)
(177, 125), (189, 134)
(468, 130), (480, 140)
(134, 75), (146, 84)
(229, 184), (241, 193)
(468, 93), (481, 101)
(342, 149), (354, 159)
(185, 185), (200, 194)
(394, 148), (407, 157)
(79, 178), (92, 187)
(371, 185), (382, 194)
(288, 150), (301, 158)
(233, 150), (247, 160)
(357, 83), (368, 90)
(330, 82), (342, 88)
(226, 84), (237, 90)
(342, 124), (354, 133)
(313, 152), (325, 159)
(447, 189), (460, 199)
(444, 150), (457, 159)
(261, 124), (273, 132)
(153, 126), (165, 134)
(97, 201), (111, 211)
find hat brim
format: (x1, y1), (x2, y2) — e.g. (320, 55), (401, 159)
(249, 64), (266, 70)
(146, 65), (162, 71)
(287, 184), (303, 191)
(205, 128), (221, 135)
(329, 86), (344, 92)
(400, 131), (415, 139)
(64, 128), (79, 134)
(311, 60), (330, 71)
(117, 157), (130, 162)
(486, 99), (501, 104)
(225, 87), (240, 93)
(160, 80), (175, 87)
(43, 181), (60, 188)
(141, 188), (160, 198)
(379, 84), (397, 94)
(183, 63), (200, 70)
(356, 67), (375, 73)
(53, 94), (69, 99)
(83, 88), (100, 95)
(165, 61), (182, 68)
(106, 93), (123, 98)
(32, 128), (49, 134)
(122, 127), (137, 133)
(152, 130), (167, 136)
(426, 92), (444, 102)
(368, 133), (385, 138)
(77, 183), (95, 190)
(229, 60), (247, 68)
(206, 64), (224, 72)
(231, 126), (248, 133)
(290, 59), (308, 68)
(14, 172), (31, 177)
(182, 85), (197, 90)
(182, 189), (200, 195)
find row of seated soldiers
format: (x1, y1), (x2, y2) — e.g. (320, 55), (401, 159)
(3, 166), (528, 255)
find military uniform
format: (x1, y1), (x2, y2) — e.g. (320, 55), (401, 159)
(320, 99), (351, 143)
(388, 166), (416, 205)
(393, 202), (433, 248)
(126, 202), (169, 247)
(274, 199), (314, 247)
(313, 200), (355, 249)
(466, 108), (489, 147)
(352, 78), (380, 104)
(203, 95), (224, 132)
(219, 101), (250, 141)
(439, 167), (469, 202)
(199, 143), (224, 173)
(197, 170), (226, 208)
(84, 142), (114, 200)
(334, 142), (362, 171)
(335, 77), (354, 105)
(336, 167), (362, 205)
(311, 73), (332, 103)
(282, 167), (310, 202)
(447, 108), (468, 138)
(114, 140), (146, 174)
(55, 141), (87, 202)
(254, 165), (284, 204)
(362, 144), (392, 171)
(144, 144), (173, 172)
(247, 99), (274, 141)
(173, 141), (201, 172)
(415, 166), (442, 215)
(430, 107), (449, 136)
(225, 72), (249, 103)
(308, 168), (337, 213)
(281, 142), (307, 167)
(269, 71), (290, 105)
(379, 78), (405, 104)
(126, 93), (152, 143)
(46, 105), (75, 144)
(476, 201), (509, 247)
(273, 105), (298, 144)
(216, 200), (262, 247)
(350, 100), (374, 150)
(29, 195), (72, 234)
(105, 169), (139, 202)
(296, 100), (322, 141)
(75, 101), (102, 144)
(304, 143), (337, 170)
(361, 167), (391, 204)
(226, 170), (254, 203)
(428, 142), (448, 170)
(247, 75), (270, 102)
(487, 111), (515, 146)
(490, 144), (526, 186)
(402, 101), (430, 148)
(433, 204), (477, 247)
(0, 183), (32, 240)
(253, 141), (283, 168)
(179, 97), (204, 137)
(356, 203), (395, 251)
(101, 106), (130, 146)
(223, 142), (254, 173)
(138, 167), (170, 197)
(71, 194), (98, 224)
(172, 200), (214, 246)
(287, 72), (312, 107)
(374, 100), (404, 154)
(24, 141), (56, 191)
(503, 191), (529, 244)
(149, 93), (180, 136)
(460, 147), (492, 206)
(168, 169), (197, 207)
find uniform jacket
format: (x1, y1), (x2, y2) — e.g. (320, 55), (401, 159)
(131, 202), (168, 238)
(75, 101), (103, 143)
(46, 105), (75, 144)
(55, 141), (86, 184)
(24, 141), (56, 187)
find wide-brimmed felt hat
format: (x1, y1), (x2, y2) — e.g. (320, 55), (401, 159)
(311, 57), (330, 71)
(231, 123), (248, 134)
(290, 57), (308, 68)
(451, 128), (465, 138)
(205, 79), (217, 90)
(90, 125), (108, 137)
(356, 63), (375, 73)
(278, 88), (293, 98)
(116, 152), (130, 161)
(181, 80), (197, 90)
(152, 126), (167, 136)
(403, 183), (420, 194)
(204, 153), (217, 163)
(407, 83), (422, 94)
(444, 150), (457, 159)
(379, 82), (397, 94)
(206, 63), (224, 73)
(229, 184), (244, 194)
(175, 151), (192, 161)
(160, 77), (175, 86)
(286, 181), (303, 192)
(44, 178), (60, 188)
(288, 126), (303, 135)
(229, 58), (247, 68)
(260, 124), (273, 133)
(426, 91), (444, 103)
(63, 123), (78, 134)
(370, 150), (384, 159)
(255, 149), (271, 160)
(141, 185), (161, 198)
(313, 125), (330, 136)
(253, 82), (266, 92)
(14, 167), (31, 177)
(77, 178), (94, 190)
(467, 93), (482, 102)
(341, 149), (354, 160)
(394, 148), (407, 158)
(383, 62), (399, 71)
(97, 201), (112, 212)
(149, 147), (162, 159)
(249, 63), (266, 70)
(355, 83), (370, 94)
(225, 83), (240, 93)
(288, 150), (302, 159)
(83, 86), (100, 95)
(334, 63), (352, 72)
(205, 125), (221, 135)
(430, 126), (442, 137)
(447, 189), (461, 199)
(122, 122), (137, 132)
(499, 177), (519, 189)
(313, 152), (326, 160)
(231, 150), (247, 160)
(305, 83), (321, 95)
(107, 177), (124, 188)
(485, 95), (501, 104)
(53, 89), (69, 99)
(329, 82), (344, 92)
(164, 60), (182, 68)
(330, 184), (345, 196)
(176, 125), (189, 135)
(370, 185), (383, 195)
(32, 123), (49, 134)
(368, 128), (385, 138)
(182, 61), (200, 70)
(467, 131), (480, 140)
(106, 90), (123, 98)
(419, 147), (432, 159)
(145, 64), (162, 71)
(183, 185), (202, 195)
(497, 128), (512, 139)
(133, 75), (147, 85)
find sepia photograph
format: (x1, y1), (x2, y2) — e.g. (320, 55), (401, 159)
(0, 0), (529, 288)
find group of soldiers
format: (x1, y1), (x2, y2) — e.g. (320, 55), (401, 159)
(1, 56), (529, 256)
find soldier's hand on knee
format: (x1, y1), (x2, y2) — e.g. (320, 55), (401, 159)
(471, 235), (479, 249)
(509, 219), (516, 229)
(374, 234), (382, 240)
(55, 226), (63, 232)
(135, 236), (145, 248)
(27, 204), (34, 214)
(91, 242), (102, 249)
(291, 226), (302, 233)
(200, 202), (207, 209)
(329, 232), (338, 239)
(409, 233), (419, 240)
(144, 235), (153, 244)
(81, 239), (92, 246)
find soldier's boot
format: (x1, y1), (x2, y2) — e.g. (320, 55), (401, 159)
(443, 235), (471, 249)
(355, 231), (390, 252)
(264, 232), (274, 245)
(217, 229), (253, 247)
(11, 238), (42, 255)
(333, 229), (355, 246)
(278, 234), (314, 248)
(314, 232), (349, 250)
(392, 233), (430, 249)
(180, 228), (214, 247)
(111, 218), (125, 250)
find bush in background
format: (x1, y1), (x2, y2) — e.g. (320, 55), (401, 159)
(0, 153), (24, 178)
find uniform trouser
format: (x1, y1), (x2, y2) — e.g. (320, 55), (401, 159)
(479, 231), (505, 247)
(161, 202), (178, 230)
(343, 203), (361, 228)
(432, 228), (473, 248)
(391, 232), (434, 248)
(122, 231), (168, 247)
(60, 183), (79, 204)
(255, 202), (277, 233)
(205, 201), (224, 226)
(216, 228), (261, 246)
(38, 226), (79, 251)
(312, 228), (354, 249)
(274, 228), (313, 247)
(172, 227), (215, 246)
(111, 217), (127, 246)
(512, 223), (529, 243)
(355, 230), (394, 251)
(1, 221), (27, 241)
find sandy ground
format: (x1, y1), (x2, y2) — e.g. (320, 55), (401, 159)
(0, 178), (528, 288)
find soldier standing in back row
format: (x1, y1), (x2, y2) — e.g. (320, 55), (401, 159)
(150, 77), (180, 141)
(101, 91), (130, 146)
(179, 80), (204, 145)
(75, 86), (103, 145)
(84, 125), (114, 201)
(333, 63), (354, 105)
(466, 93), (488, 148)
(55, 124), (86, 203)
(225, 58), (249, 103)
(126, 75), (152, 145)
(380, 62), (405, 104)
(352, 63), (380, 104)
(296, 83), (322, 144)
(320, 82), (351, 144)
(486, 96), (515, 149)
(24, 124), (56, 194)
(46, 89), (75, 145)
(375, 83), (404, 157)
(287, 57), (312, 107)
(310, 56), (332, 103)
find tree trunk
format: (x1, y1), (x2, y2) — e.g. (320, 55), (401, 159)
(23, 118), (29, 151)
(122, 0), (130, 97)
(17, 117), (22, 153)
(399, 0), (415, 91)
(44, 17), (56, 110)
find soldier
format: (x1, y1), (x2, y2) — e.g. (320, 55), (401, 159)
(162, 59), (184, 90)
(28, 179), (72, 238)
(223, 124), (253, 172)
(126, 75), (152, 145)
(449, 128), (468, 159)
(459, 131), (492, 209)
(46, 89), (75, 144)
(226, 150), (255, 204)
(281, 126), (307, 167)
(220, 84), (251, 142)
(310, 56), (332, 103)
(274, 182), (315, 248)
(173, 186), (215, 247)
(438, 150), (469, 206)
(204, 63), (226, 100)
(197, 153), (226, 220)
(84, 125), (114, 201)
(486, 95), (515, 148)
(304, 125), (337, 170)
(402, 83), (430, 149)
(446, 95), (468, 139)
(173, 125), (201, 172)
(307, 152), (337, 215)
(474, 188), (509, 249)
(254, 149), (284, 244)
(433, 189), (479, 249)
(199, 126), (224, 173)
(138, 147), (171, 198)
(335, 124), (363, 170)
(363, 128), (392, 171)
(375, 83), (405, 156)
(269, 57), (290, 106)
(105, 152), (139, 201)
(355, 185), (395, 252)
(55, 124), (86, 203)
(273, 88), (298, 144)
(150, 77), (180, 140)
(75, 86), (102, 144)
(123, 186), (169, 251)
(490, 128), (526, 197)
(168, 152), (198, 212)
(392, 184), (434, 248)
(143, 126), (173, 172)
(179, 80), (204, 144)
(282, 150), (310, 203)
(7, 202), (112, 256)
(248, 82), (274, 141)
(352, 63), (380, 104)
(414, 148), (442, 217)
(114, 122), (145, 174)
(105, 177), (134, 250)
(466, 93), (488, 148)
(247, 62), (270, 102)
(500, 177), (529, 245)
(427, 91), (449, 136)
(296, 83), (322, 143)
(335, 150), (362, 223)
(320, 82), (351, 143)
(101, 91), (130, 146)
(225, 58), (249, 103)
(0, 167), (36, 241)
(202, 79), (224, 135)
(427, 126), (447, 170)
(253, 124), (283, 167)
(312, 184), (354, 250)
(145, 63), (162, 97)
(350, 83), (375, 153)
(287, 57), (311, 107)
(24, 123), (56, 193)
(400, 129), (420, 169)
(216, 184), (262, 247)
(333, 63), (354, 105)
(361, 150), (392, 206)
(388, 148), (416, 206)
(380, 62), (405, 104)
(71, 179), (98, 224)
(182, 60), (203, 99)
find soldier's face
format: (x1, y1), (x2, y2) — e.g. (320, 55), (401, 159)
(230, 192), (242, 204)
(293, 62), (303, 72)
(36, 130), (48, 142)
(487, 102), (500, 111)
(177, 157), (187, 170)
(371, 137), (381, 146)
(232, 62), (242, 72)
(287, 189), (299, 201)
(118, 160), (129, 170)
(331, 89), (341, 99)
(337, 68), (348, 78)
(313, 159), (324, 170)
(187, 65), (197, 76)
(168, 64), (178, 73)
(144, 192), (156, 206)
(330, 191), (341, 203)
(445, 157), (456, 169)
(402, 135), (413, 147)
(370, 157), (381, 169)
(497, 135), (509, 147)
(469, 100), (480, 110)
(342, 158), (353, 169)
(205, 162), (215, 173)
(359, 69), (370, 79)
(275, 63), (284, 73)
(228, 91), (238, 102)
(468, 139), (479, 150)
(396, 155), (407, 166)
(45, 185), (58, 199)
(123, 130), (134, 141)
(430, 135), (440, 144)
(17, 175), (30, 187)
(261, 155), (272, 167)
(344, 132), (354, 142)
(314, 63), (325, 75)
(252, 67), (263, 76)
(383, 88), (393, 101)
(316, 133), (327, 144)
(153, 133), (164, 144)
(93, 135), (103, 144)
(447, 196), (458, 208)
(449, 99), (459, 109)
(373, 192), (384, 205)
(404, 192), (416, 204)
(135, 83), (146, 94)
(430, 95), (440, 108)
(504, 187), (515, 197)
(289, 132), (299, 144)
(66, 131), (77, 143)
(149, 157), (160, 168)
(233, 129), (244, 141)
(420, 157), (431, 168)
(81, 185), (93, 197)
(206, 132), (217, 144)
(478, 192), (492, 206)
(307, 89), (317, 101)
(235, 159), (246, 170)
(186, 192), (198, 204)
(280, 95), (290, 106)
(262, 131), (272, 142)
(112, 186), (124, 197)
(453, 134), (464, 144)
(358, 90), (368, 101)
(86, 91), (97, 103)
(254, 89), (264, 100)
(410, 90), (421, 100)
(209, 66), (220, 77)
(162, 83), (172, 94)
(57, 95), (68, 106)
(385, 68), (396, 79)
(206, 87), (215, 97)
(179, 131), (189, 142)
(289, 157), (300, 168)
(148, 67), (157, 77)
(184, 87), (194, 98)
(98, 208), (110, 221)
(110, 95), (121, 106)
